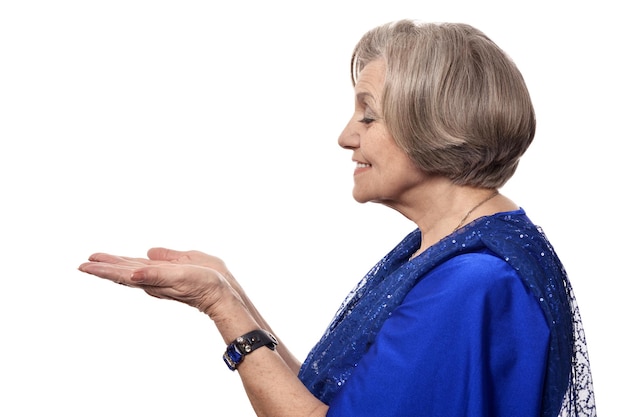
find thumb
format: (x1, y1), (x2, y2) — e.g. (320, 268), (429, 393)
(147, 247), (185, 262)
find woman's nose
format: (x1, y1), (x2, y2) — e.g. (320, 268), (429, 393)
(338, 117), (359, 150)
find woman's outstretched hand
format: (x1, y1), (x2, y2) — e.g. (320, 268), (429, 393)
(78, 248), (325, 415)
(78, 249), (240, 318)
(145, 248), (247, 296)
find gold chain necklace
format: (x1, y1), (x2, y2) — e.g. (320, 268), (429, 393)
(453, 190), (499, 232)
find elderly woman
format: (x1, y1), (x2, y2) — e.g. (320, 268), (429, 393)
(79, 20), (595, 417)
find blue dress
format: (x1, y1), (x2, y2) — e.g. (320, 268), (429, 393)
(298, 209), (595, 417)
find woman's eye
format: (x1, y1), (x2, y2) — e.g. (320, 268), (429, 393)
(358, 117), (375, 125)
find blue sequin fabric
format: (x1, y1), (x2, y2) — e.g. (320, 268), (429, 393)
(298, 209), (595, 417)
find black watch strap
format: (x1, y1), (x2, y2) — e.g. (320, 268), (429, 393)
(223, 329), (278, 371)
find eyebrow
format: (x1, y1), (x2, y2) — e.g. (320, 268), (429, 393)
(356, 91), (375, 104)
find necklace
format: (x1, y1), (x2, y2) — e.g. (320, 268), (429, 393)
(453, 190), (499, 232)
(411, 189), (500, 259)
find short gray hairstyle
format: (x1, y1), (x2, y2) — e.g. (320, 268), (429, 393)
(351, 20), (536, 188)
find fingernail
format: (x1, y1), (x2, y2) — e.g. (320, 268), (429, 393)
(130, 271), (144, 282)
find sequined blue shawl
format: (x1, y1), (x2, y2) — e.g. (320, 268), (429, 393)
(298, 210), (595, 417)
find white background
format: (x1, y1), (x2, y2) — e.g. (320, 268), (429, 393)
(1, 1), (622, 415)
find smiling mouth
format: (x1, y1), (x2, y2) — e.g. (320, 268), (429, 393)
(356, 162), (371, 168)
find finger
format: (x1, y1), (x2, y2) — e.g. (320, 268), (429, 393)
(147, 248), (212, 266)
(88, 253), (144, 265)
(129, 264), (180, 287)
(78, 261), (137, 285)
(148, 248), (227, 275)
(117, 255), (170, 266)
(147, 247), (186, 262)
(130, 264), (211, 288)
(87, 253), (167, 268)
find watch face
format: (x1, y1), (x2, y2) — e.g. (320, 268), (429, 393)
(223, 344), (244, 370)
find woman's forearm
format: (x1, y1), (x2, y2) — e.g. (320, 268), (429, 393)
(222, 271), (302, 374)
(212, 292), (327, 417)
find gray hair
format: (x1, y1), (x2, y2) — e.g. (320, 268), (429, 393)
(351, 20), (536, 188)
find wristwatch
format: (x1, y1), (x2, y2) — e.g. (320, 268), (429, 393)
(223, 329), (278, 371)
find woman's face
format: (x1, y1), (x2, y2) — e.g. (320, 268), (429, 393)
(338, 59), (426, 208)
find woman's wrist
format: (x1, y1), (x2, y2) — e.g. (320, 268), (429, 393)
(205, 282), (260, 343)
